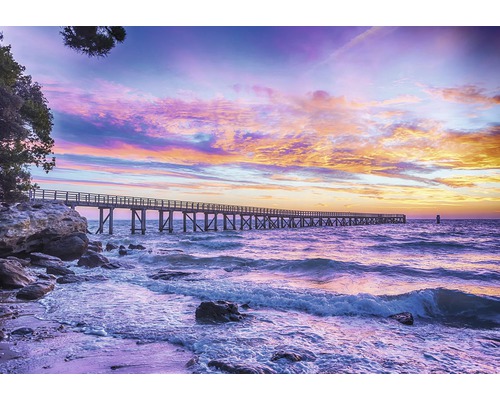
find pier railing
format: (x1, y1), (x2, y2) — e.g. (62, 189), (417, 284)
(28, 188), (405, 219)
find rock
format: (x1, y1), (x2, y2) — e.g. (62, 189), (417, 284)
(77, 250), (110, 268)
(6, 256), (30, 267)
(186, 356), (199, 368)
(119, 245), (128, 256)
(128, 244), (146, 250)
(56, 274), (108, 284)
(105, 243), (118, 251)
(195, 301), (244, 323)
(29, 252), (64, 268)
(43, 233), (89, 261)
(207, 360), (275, 374)
(0, 258), (35, 289)
(0, 306), (16, 319)
(0, 201), (88, 259)
(149, 270), (193, 280)
(87, 241), (103, 253)
(46, 265), (75, 276)
(16, 281), (55, 300)
(270, 351), (303, 362)
(389, 312), (414, 325)
(11, 327), (34, 336)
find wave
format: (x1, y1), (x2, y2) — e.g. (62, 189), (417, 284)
(155, 279), (500, 329)
(257, 257), (500, 283)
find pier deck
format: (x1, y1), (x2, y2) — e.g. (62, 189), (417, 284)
(28, 189), (406, 234)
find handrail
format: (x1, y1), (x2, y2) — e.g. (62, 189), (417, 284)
(28, 188), (406, 219)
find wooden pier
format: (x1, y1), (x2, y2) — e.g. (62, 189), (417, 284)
(28, 189), (406, 235)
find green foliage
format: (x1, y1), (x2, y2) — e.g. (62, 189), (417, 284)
(0, 34), (55, 203)
(60, 26), (127, 57)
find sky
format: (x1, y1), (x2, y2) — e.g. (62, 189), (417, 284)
(1, 12), (499, 219)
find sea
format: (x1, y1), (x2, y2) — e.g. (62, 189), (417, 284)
(22, 219), (500, 374)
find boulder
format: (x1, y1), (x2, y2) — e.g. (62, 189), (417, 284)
(0, 258), (35, 289)
(195, 301), (244, 323)
(77, 250), (110, 268)
(43, 233), (89, 261)
(389, 312), (414, 325)
(0, 201), (88, 260)
(46, 265), (75, 276)
(6, 256), (30, 267)
(16, 281), (55, 300)
(118, 246), (128, 256)
(207, 360), (275, 374)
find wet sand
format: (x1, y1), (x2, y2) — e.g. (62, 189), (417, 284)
(0, 292), (193, 374)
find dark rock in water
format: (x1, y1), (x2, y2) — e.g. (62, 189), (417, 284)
(207, 360), (275, 374)
(56, 274), (108, 284)
(240, 303), (251, 310)
(0, 306), (16, 319)
(87, 241), (103, 253)
(0, 201), (88, 259)
(103, 261), (135, 270)
(270, 350), (303, 362)
(29, 252), (64, 268)
(105, 243), (118, 251)
(46, 265), (75, 276)
(128, 244), (146, 250)
(36, 272), (54, 281)
(11, 327), (34, 336)
(389, 312), (414, 325)
(77, 250), (110, 268)
(195, 300), (244, 323)
(186, 356), (199, 368)
(0, 258), (35, 288)
(118, 245), (128, 256)
(43, 232), (89, 261)
(16, 281), (55, 300)
(149, 270), (193, 281)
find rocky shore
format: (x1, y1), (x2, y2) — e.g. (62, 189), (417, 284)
(0, 200), (194, 373)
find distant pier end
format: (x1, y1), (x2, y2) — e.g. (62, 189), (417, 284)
(29, 189), (407, 235)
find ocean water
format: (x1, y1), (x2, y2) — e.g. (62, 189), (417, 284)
(37, 219), (500, 373)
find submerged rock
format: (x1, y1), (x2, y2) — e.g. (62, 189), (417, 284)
(11, 327), (34, 336)
(87, 241), (103, 253)
(389, 312), (414, 325)
(16, 281), (55, 300)
(270, 350), (303, 362)
(0, 258), (35, 289)
(195, 301), (244, 323)
(105, 243), (118, 251)
(56, 274), (108, 284)
(149, 270), (193, 281)
(207, 360), (275, 374)
(128, 244), (146, 250)
(0, 201), (88, 260)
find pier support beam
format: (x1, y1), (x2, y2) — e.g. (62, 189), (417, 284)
(183, 212), (204, 232)
(96, 207), (114, 234)
(159, 210), (174, 233)
(131, 208), (146, 234)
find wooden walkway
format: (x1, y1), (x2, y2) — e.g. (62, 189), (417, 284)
(28, 189), (406, 235)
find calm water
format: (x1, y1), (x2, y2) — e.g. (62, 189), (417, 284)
(37, 219), (500, 373)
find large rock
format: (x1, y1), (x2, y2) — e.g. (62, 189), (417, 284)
(29, 252), (64, 268)
(0, 201), (88, 260)
(43, 233), (89, 261)
(46, 265), (75, 276)
(0, 258), (35, 289)
(195, 301), (244, 323)
(16, 281), (55, 300)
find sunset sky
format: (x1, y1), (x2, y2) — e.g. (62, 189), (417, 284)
(2, 21), (499, 218)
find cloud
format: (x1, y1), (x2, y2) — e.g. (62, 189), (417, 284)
(424, 84), (500, 107)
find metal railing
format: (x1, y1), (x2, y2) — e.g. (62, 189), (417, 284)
(28, 188), (406, 219)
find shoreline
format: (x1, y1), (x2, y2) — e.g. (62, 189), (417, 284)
(0, 291), (194, 374)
